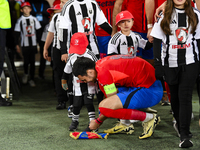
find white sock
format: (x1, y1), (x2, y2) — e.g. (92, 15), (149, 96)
(120, 119), (131, 126)
(142, 113), (153, 123)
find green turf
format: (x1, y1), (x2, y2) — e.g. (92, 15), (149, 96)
(0, 66), (200, 150)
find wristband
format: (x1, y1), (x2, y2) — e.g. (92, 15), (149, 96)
(147, 24), (153, 29)
(95, 118), (103, 124)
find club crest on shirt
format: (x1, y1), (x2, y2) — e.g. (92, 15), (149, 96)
(175, 27), (188, 43)
(127, 46), (136, 55)
(26, 26), (32, 34)
(82, 17), (91, 30)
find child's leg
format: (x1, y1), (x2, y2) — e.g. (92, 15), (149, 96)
(22, 48), (29, 75)
(69, 96), (83, 131)
(84, 94), (95, 122)
(29, 48), (36, 81)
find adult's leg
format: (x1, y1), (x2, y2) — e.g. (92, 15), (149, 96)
(53, 47), (68, 109)
(38, 41), (46, 79)
(0, 29), (12, 106)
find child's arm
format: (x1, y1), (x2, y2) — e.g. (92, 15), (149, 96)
(61, 72), (71, 91)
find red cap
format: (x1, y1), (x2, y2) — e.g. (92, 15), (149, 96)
(47, 4), (61, 14)
(115, 10), (134, 25)
(21, 2), (31, 8)
(68, 32), (88, 55)
(53, 0), (61, 6)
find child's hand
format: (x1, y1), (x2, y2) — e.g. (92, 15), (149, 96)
(61, 79), (68, 90)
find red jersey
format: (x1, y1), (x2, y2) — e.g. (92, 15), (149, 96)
(95, 0), (115, 36)
(95, 55), (156, 95)
(122, 0), (146, 33)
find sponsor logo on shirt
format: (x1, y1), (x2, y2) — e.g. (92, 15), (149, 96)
(172, 43), (190, 49)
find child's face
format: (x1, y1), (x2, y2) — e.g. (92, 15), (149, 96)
(60, 0), (68, 8)
(21, 6), (32, 16)
(117, 19), (134, 33)
(173, 0), (186, 9)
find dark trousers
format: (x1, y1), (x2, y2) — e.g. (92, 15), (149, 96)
(38, 41), (46, 78)
(0, 29), (6, 76)
(53, 47), (68, 102)
(73, 94), (95, 115)
(165, 63), (199, 140)
(22, 47), (37, 80)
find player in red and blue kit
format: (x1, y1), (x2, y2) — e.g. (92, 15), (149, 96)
(72, 55), (163, 139)
(95, 0), (115, 58)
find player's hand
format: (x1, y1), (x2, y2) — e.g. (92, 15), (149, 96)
(61, 79), (68, 90)
(147, 28), (154, 43)
(61, 54), (68, 62)
(89, 119), (100, 130)
(43, 49), (48, 60)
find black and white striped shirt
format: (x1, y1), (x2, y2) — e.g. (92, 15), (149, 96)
(48, 13), (64, 49)
(59, 0), (111, 55)
(64, 49), (98, 96)
(151, 8), (200, 67)
(14, 15), (41, 47)
(108, 31), (148, 56)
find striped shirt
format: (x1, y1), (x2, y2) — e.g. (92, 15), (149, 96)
(59, 0), (111, 55)
(14, 15), (41, 47)
(151, 7), (200, 67)
(64, 49), (98, 96)
(108, 31), (147, 56)
(48, 13), (64, 49)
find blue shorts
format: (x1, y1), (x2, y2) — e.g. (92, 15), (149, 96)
(117, 80), (163, 109)
(97, 36), (111, 58)
(135, 32), (153, 59)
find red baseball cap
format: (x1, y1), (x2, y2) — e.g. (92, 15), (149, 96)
(115, 10), (134, 25)
(21, 2), (31, 8)
(47, 4), (61, 14)
(68, 32), (88, 55)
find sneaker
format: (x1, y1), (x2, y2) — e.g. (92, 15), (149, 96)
(104, 122), (134, 135)
(160, 92), (170, 106)
(68, 105), (73, 118)
(56, 101), (66, 110)
(160, 100), (170, 106)
(22, 74), (28, 84)
(139, 114), (160, 139)
(140, 107), (157, 114)
(179, 139), (193, 148)
(69, 120), (79, 131)
(0, 96), (12, 106)
(29, 80), (36, 87)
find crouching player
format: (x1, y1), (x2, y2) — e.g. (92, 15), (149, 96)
(72, 55), (163, 139)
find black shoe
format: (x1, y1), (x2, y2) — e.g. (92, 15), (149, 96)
(69, 120), (79, 131)
(179, 139), (193, 148)
(56, 101), (66, 110)
(0, 96), (12, 106)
